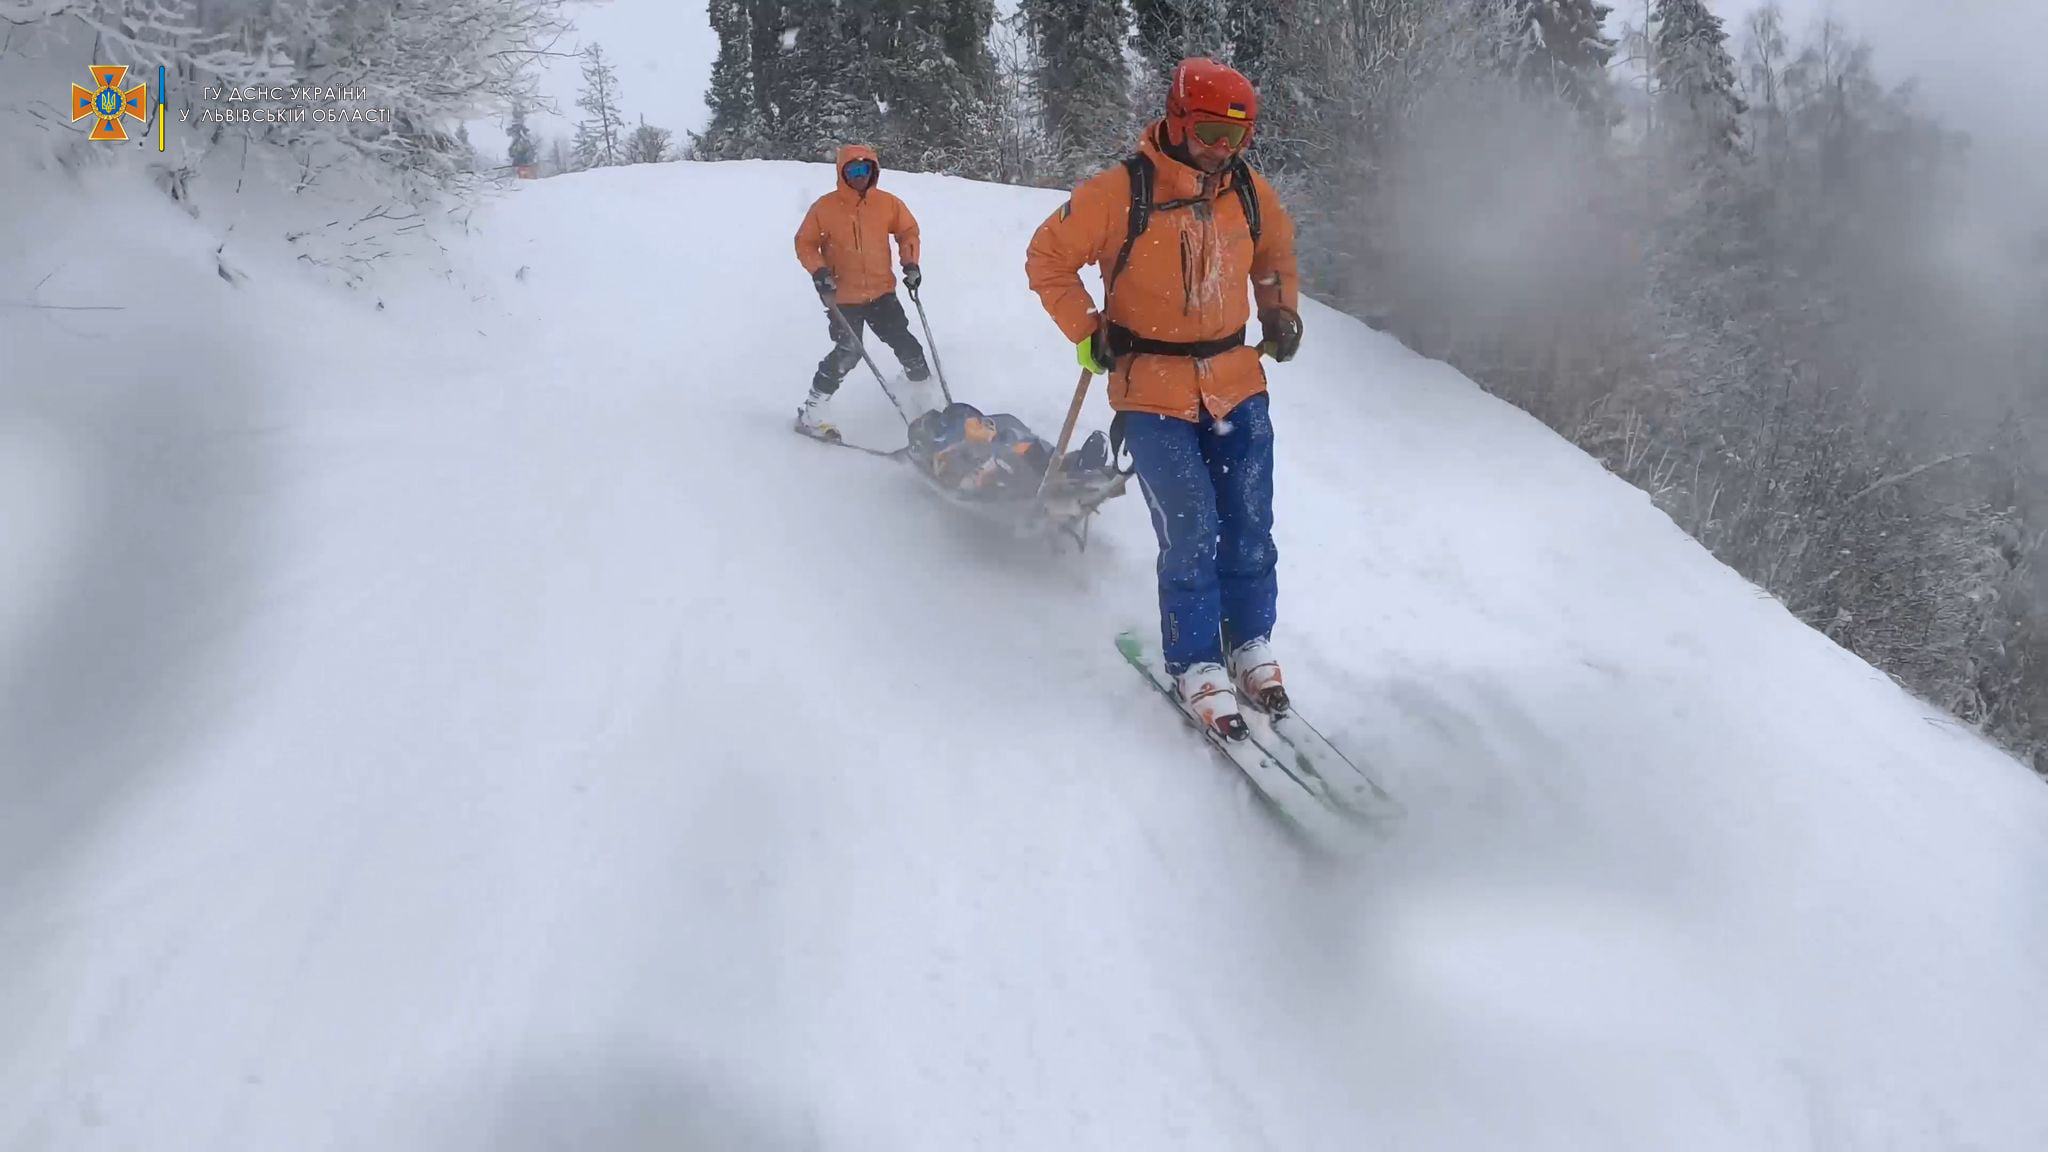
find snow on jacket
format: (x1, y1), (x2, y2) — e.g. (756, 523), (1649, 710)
(794, 144), (921, 307)
(1025, 123), (1299, 421)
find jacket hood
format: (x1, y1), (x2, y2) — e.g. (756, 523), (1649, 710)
(835, 144), (881, 195)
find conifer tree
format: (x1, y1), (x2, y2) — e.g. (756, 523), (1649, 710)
(696, 0), (764, 159)
(1653, 0), (1743, 159)
(773, 1), (870, 161)
(869, 0), (1002, 176)
(506, 101), (537, 169)
(1511, 0), (1619, 125)
(1019, 0), (1137, 180)
(571, 44), (628, 169)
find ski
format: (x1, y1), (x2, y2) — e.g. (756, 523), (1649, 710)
(793, 421), (904, 459)
(1241, 706), (1404, 824)
(1115, 630), (1372, 853)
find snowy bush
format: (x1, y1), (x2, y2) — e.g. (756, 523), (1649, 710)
(2, 0), (566, 199)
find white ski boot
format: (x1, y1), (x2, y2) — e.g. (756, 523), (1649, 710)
(1229, 637), (1289, 715)
(794, 388), (838, 440)
(1176, 662), (1249, 740)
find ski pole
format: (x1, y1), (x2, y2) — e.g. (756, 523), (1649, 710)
(826, 299), (913, 427)
(1036, 365), (1093, 500)
(906, 284), (954, 407)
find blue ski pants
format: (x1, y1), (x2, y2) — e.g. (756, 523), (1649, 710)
(1120, 392), (1277, 675)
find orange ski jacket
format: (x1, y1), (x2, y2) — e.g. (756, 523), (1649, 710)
(794, 145), (922, 307)
(1025, 124), (1299, 421)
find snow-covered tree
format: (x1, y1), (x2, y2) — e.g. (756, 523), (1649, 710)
(868, 0), (1003, 177)
(1507, 0), (1619, 126)
(507, 102), (538, 169)
(693, 0), (1018, 177)
(1737, 3), (1794, 179)
(1019, 0), (1135, 180)
(1131, 0), (1233, 75)
(771, 1), (870, 161)
(11, 0), (566, 194)
(453, 124), (480, 172)
(1126, 0), (1235, 132)
(695, 0), (766, 159)
(1652, 0), (1743, 160)
(625, 116), (673, 164)
(990, 8), (1063, 186)
(572, 44), (628, 170)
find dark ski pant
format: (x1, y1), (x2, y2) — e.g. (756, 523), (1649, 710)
(813, 292), (927, 395)
(1121, 392), (1278, 675)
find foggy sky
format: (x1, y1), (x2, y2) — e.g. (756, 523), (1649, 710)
(468, 0), (716, 163)
(1710, 0), (2048, 188)
(468, 0), (2045, 195)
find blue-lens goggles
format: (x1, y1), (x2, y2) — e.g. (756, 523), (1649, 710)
(844, 160), (874, 181)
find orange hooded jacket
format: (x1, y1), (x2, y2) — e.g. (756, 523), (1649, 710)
(794, 145), (921, 307)
(1025, 124), (1299, 422)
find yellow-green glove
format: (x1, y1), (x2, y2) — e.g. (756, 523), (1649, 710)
(1076, 333), (1113, 375)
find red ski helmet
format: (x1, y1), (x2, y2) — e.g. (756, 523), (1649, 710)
(1165, 58), (1257, 151)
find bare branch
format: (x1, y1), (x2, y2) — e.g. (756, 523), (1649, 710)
(1847, 453), (1978, 504)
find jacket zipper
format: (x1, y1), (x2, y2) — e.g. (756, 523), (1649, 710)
(852, 203), (864, 295)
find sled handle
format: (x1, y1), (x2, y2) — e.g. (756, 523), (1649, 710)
(907, 286), (954, 407)
(827, 299), (913, 426)
(1036, 366), (1093, 500)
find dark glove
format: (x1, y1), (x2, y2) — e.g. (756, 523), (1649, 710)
(901, 263), (922, 291)
(1258, 307), (1302, 362)
(1076, 313), (1115, 375)
(812, 267), (836, 298)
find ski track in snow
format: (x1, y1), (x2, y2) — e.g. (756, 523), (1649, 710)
(3, 156), (2046, 1151)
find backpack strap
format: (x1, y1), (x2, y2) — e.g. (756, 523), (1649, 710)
(1113, 154), (1263, 296)
(1230, 156), (1262, 245)
(1107, 153), (1154, 299)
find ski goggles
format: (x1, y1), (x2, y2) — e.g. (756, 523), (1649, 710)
(843, 159), (874, 181)
(1189, 119), (1251, 149)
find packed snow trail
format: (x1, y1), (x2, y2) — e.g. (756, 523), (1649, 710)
(3, 157), (2046, 1151)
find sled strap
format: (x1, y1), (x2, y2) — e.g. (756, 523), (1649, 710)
(1107, 411), (1137, 477)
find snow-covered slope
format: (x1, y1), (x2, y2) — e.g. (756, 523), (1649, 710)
(5, 155), (2046, 1151)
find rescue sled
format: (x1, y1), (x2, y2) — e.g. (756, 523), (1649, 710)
(902, 402), (1129, 548)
